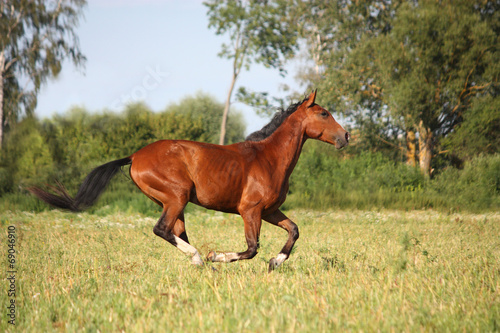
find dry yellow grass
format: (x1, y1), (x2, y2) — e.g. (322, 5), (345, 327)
(1, 209), (499, 332)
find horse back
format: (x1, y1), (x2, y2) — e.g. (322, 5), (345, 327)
(130, 140), (251, 213)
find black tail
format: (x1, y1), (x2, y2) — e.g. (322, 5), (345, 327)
(29, 157), (132, 212)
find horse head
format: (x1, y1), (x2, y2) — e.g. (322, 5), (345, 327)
(301, 90), (349, 149)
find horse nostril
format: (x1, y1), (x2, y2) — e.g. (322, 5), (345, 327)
(345, 132), (349, 143)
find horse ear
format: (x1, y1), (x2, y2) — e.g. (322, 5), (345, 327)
(305, 89), (317, 108)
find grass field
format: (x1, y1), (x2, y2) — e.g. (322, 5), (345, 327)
(1, 208), (499, 332)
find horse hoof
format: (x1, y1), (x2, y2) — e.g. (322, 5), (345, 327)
(206, 251), (217, 262)
(191, 255), (204, 266)
(268, 257), (278, 272)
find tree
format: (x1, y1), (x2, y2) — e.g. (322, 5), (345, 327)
(373, 0), (498, 176)
(0, 0), (86, 148)
(163, 92), (245, 144)
(442, 92), (500, 160)
(293, 0), (499, 176)
(1, 117), (54, 193)
(204, 0), (298, 145)
(288, 0), (407, 159)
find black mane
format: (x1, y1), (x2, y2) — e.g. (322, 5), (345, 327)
(245, 97), (308, 142)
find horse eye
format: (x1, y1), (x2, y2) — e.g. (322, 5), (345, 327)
(321, 111), (329, 117)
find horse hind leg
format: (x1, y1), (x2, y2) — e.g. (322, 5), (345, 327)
(173, 212), (190, 244)
(206, 245), (259, 263)
(153, 207), (203, 266)
(263, 210), (299, 272)
(206, 251), (239, 263)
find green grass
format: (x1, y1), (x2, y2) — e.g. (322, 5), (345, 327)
(1, 209), (499, 332)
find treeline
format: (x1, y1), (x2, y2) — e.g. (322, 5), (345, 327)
(0, 93), (244, 205)
(1, 1), (499, 214)
(0, 92), (499, 213)
(213, 0), (499, 176)
(288, 141), (500, 212)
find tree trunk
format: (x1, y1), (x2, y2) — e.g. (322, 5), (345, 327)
(406, 129), (417, 167)
(219, 71), (238, 146)
(0, 51), (4, 149)
(418, 122), (433, 178)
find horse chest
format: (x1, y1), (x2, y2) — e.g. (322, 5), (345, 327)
(256, 179), (289, 211)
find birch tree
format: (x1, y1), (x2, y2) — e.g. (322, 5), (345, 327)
(204, 0), (298, 145)
(0, 0), (86, 148)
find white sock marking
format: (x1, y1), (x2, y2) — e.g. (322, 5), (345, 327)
(275, 253), (288, 265)
(211, 252), (239, 263)
(174, 235), (203, 265)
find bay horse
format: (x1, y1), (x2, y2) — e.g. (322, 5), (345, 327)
(30, 90), (349, 272)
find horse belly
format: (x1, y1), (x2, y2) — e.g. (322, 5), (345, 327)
(189, 157), (244, 213)
(190, 175), (242, 213)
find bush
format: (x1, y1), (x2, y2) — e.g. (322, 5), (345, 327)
(286, 141), (426, 210)
(0, 93), (246, 208)
(428, 154), (500, 211)
(286, 141), (499, 212)
(1, 102), (498, 213)
(2, 149), (499, 214)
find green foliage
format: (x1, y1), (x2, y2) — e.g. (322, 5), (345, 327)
(429, 154), (500, 211)
(235, 86), (292, 117)
(0, 117), (55, 193)
(287, 141), (427, 210)
(0, 0), (87, 145)
(204, 0), (299, 144)
(375, 0), (498, 130)
(291, 0), (499, 174)
(164, 92), (245, 144)
(286, 141), (499, 212)
(204, 0), (298, 74)
(443, 93), (500, 159)
(289, 0), (401, 109)
(0, 93), (245, 204)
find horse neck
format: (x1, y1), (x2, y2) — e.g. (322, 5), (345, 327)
(259, 110), (307, 180)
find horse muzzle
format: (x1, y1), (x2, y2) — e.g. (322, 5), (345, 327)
(335, 131), (349, 149)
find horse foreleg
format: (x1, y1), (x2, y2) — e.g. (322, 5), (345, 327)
(263, 210), (299, 272)
(207, 209), (262, 263)
(153, 209), (203, 266)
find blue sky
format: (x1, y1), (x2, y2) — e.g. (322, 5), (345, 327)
(36, 0), (304, 134)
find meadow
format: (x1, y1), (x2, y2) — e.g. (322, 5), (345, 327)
(1, 208), (499, 332)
